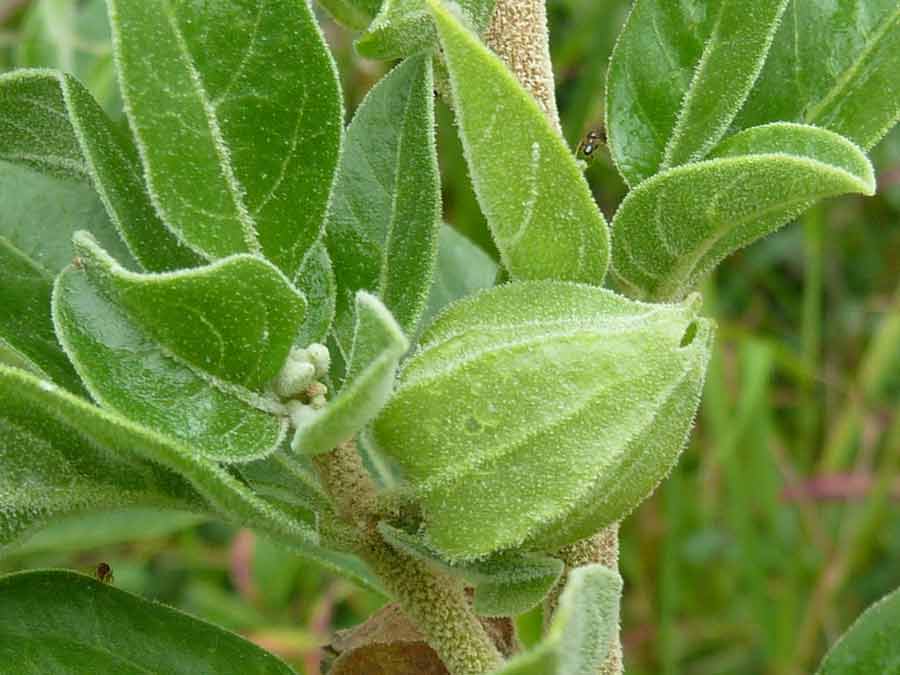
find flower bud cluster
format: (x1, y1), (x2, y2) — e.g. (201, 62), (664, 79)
(274, 344), (331, 421)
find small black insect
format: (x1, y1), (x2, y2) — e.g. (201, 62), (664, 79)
(95, 562), (114, 584)
(576, 128), (607, 163)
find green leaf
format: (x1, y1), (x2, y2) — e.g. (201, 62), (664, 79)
(327, 55), (440, 355)
(372, 282), (713, 559)
(0, 161), (131, 275)
(0, 366), (202, 552)
(16, 0), (121, 114)
(423, 225), (498, 328)
(738, 1), (900, 150)
(379, 523), (562, 616)
(9, 509), (206, 557)
(357, 0), (495, 60)
(317, 0), (383, 30)
(74, 232), (305, 390)
(0, 69), (201, 271)
(295, 241), (336, 347)
(0, 570), (295, 674)
(490, 564), (622, 675)
(292, 293), (408, 456)
(606, 0), (789, 186)
(0, 160), (132, 392)
(0, 338), (51, 380)
(428, 0), (609, 285)
(817, 586), (900, 674)
(611, 123), (876, 301)
(52, 262), (288, 462)
(108, 0), (342, 276)
(0, 238), (82, 392)
(661, 0), (789, 171)
(606, 0), (786, 186)
(239, 452), (331, 516)
(0, 365), (317, 551)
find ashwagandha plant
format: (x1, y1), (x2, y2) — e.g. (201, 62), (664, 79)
(0, 0), (897, 672)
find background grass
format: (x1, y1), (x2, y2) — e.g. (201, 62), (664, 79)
(1, 1), (898, 673)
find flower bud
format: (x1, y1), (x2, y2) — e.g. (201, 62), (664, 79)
(371, 281), (713, 560)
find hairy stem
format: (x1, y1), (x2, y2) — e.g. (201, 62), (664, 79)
(485, 0), (561, 134)
(313, 441), (504, 675)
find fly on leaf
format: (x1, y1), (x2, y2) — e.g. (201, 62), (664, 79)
(576, 128), (607, 164)
(95, 562), (113, 584)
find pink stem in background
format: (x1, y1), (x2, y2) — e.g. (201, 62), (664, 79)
(782, 474), (900, 502)
(229, 529), (259, 604)
(303, 583), (339, 675)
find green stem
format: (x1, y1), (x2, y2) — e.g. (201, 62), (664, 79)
(313, 442), (503, 675)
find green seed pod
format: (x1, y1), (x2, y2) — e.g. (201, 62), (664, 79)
(371, 281), (714, 560)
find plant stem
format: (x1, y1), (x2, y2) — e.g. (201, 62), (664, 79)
(485, 0), (562, 134)
(313, 442), (504, 675)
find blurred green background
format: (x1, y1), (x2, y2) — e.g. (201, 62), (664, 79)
(1, 1), (898, 673)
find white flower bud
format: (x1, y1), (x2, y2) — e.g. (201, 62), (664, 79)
(306, 343), (331, 377)
(274, 360), (316, 398)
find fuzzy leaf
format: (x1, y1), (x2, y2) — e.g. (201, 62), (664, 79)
(423, 225), (497, 328)
(74, 232), (305, 390)
(817, 586), (900, 674)
(0, 339), (50, 380)
(0, 161), (131, 275)
(16, 0), (121, 114)
(52, 262), (288, 462)
(0, 365), (317, 551)
(295, 241), (336, 347)
(0, 365), (202, 551)
(0, 158), (134, 393)
(607, 0), (789, 186)
(357, 0), (495, 60)
(429, 0), (609, 285)
(292, 293), (408, 456)
(611, 124), (876, 301)
(738, 1), (900, 150)
(327, 55), (440, 355)
(490, 564), (622, 675)
(9, 509), (206, 557)
(108, 0), (342, 275)
(0, 238), (82, 393)
(317, 0), (383, 30)
(0, 69), (201, 272)
(379, 523), (562, 616)
(372, 282), (713, 559)
(0, 570), (295, 674)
